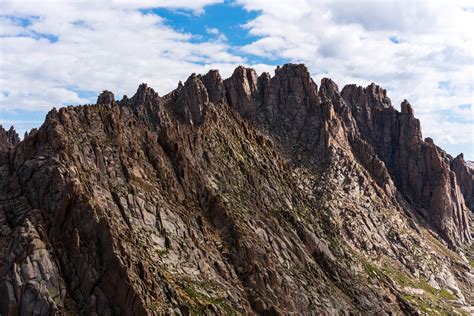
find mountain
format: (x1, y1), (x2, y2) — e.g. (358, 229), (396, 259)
(0, 64), (473, 315)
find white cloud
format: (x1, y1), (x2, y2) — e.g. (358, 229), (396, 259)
(237, 0), (474, 157)
(112, 0), (224, 14)
(206, 27), (228, 42)
(206, 27), (219, 35)
(0, 0), (238, 111)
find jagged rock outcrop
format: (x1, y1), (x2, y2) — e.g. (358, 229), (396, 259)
(97, 90), (116, 106)
(0, 126), (20, 150)
(171, 74), (209, 125)
(339, 86), (471, 247)
(0, 64), (473, 315)
(224, 66), (259, 119)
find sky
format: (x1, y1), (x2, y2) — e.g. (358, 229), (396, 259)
(0, 0), (473, 159)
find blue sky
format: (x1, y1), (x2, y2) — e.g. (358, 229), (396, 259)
(0, 0), (473, 159)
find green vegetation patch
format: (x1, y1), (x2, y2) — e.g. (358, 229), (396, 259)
(363, 260), (464, 315)
(180, 279), (235, 315)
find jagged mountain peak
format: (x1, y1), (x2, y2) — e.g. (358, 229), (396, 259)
(400, 98), (414, 115)
(97, 90), (115, 106)
(319, 77), (339, 99)
(0, 125), (20, 150)
(130, 82), (160, 107)
(341, 82), (392, 110)
(1, 64), (472, 315)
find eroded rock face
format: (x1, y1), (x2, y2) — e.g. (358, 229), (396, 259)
(97, 90), (115, 106)
(452, 154), (474, 210)
(224, 66), (259, 118)
(0, 125), (20, 150)
(0, 64), (473, 315)
(340, 86), (471, 247)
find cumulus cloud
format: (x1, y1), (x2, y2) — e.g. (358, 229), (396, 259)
(237, 0), (474, 156)
(206, 26), (228, 42)
(112, 0), (224, 14)
(0, 0), (240, 112)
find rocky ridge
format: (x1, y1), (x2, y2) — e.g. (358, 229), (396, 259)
(0, 64), (473, 315)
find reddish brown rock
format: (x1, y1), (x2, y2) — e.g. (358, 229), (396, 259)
(0, 64), (472, 315)
(0, 125), (20, 150)
(170, 73), (209, 125)
(224, 66), (259, 118)
(452, 154), (474, 210)
(201, 69), (226, 104)
(96, 90), (115, 106)
(340, 86), (470, 247)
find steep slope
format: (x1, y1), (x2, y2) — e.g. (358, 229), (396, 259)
(0, 64), (473, 315)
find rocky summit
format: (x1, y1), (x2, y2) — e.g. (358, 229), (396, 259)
(0, 64), (473, 315)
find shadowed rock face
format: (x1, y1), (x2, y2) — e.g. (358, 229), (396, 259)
(0, 126), (20, 150)
(452, 154), (474, 211)
(338, 86), (471, 248)
(0, 64), (473, 315)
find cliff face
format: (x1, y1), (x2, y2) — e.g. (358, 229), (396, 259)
(452, 154), (474, 211)
(339, 85), (470, 247)
(0, 64), (473, 315)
